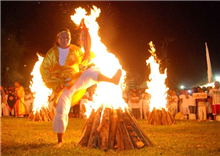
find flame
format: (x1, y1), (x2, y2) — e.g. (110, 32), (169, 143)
(145, 41), (169, 111)
(30, 53), (52, 114)
(71, 6), (127, 118)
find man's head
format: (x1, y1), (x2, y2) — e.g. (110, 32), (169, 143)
(214, 81), (220, 89)
(57, 28), (71, 49)
(14, 81), (20, 88)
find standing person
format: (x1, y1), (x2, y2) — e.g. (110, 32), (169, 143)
(0, 86), (6, 117)
(196, 88), (207, 121)
(130, 92), (142, 119)
(188, 88), (196, 119)
(40, 27), (122, 148)
(179, 89), (190, 118)
(24, 88), (33, 116)
(170, 90), (179, 117)
(79, 89), (90, 118)
(14, 81), (26, 117)
(142, 92), (150, 119)
(209, 81), (220, 121)
(2, 89), (10, 116)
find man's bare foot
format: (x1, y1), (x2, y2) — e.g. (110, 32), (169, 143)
(53, 142), (63, 148)
(112, 69), (122, 85)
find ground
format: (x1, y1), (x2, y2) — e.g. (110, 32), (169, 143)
(1, 116), (220, 156)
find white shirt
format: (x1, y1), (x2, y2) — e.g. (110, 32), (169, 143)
(58, 47), (69, 66)
(209, 88), (220, 105)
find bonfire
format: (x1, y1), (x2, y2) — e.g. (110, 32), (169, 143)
(70, 6), (153, 150)
(28, 54), (54, 122)
(145, 42), (175, 125)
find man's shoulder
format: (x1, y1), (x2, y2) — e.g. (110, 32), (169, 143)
(69, 44), (82, 52)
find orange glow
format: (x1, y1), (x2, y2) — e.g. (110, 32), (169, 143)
(145, 41), (169, 111)
(71, 6), (127, 118)
(30, 53), (52, 114)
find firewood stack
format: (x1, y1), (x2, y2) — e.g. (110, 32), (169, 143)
(28, 107), (54, 122)
(147, 107), (175, 125)
(78, 107), (153, 151)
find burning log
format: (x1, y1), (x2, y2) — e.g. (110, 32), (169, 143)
(28, 107), (54, 122)
(147, 107), (175, 125)
(78, 107), (153, 151)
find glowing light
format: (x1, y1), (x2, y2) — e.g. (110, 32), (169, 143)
(216, 76), (220, 81)
(71, 6), (127, 118)
(180, 85), (185, 89)
(145, 41), (169, 111)
(30, 53), (52, 114)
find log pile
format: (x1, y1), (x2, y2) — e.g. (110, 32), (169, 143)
(28, 107), (54, 122)
(78, 107), (153, 151)
(147, 107), (175, 125)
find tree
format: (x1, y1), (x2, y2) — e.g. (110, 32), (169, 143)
(1, 29), (27, 85)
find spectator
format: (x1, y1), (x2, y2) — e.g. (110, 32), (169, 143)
(209, 81), (220, 121)
(79, 89), (90, 118)
(0, 86), (6, 117)
(142, 92), (150, 119)
(197, 88), (207, 121)
(188, 88), (196, 119)
(130, 92), (142, 119)
(24, 88), (33, 116)
(14, 81), (26, 117)
(2, 89), (10, 116)
(179, 89), (190, 118)
(170, 90), (179, 117)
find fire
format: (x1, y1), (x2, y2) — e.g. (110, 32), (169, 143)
(71, 6), (127, 118)
(145, 41), (169, 111)
(30, 53), (52, 114)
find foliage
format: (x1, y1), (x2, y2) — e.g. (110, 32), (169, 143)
(1, 117), (220, 156)
(1, 29), (27, 84)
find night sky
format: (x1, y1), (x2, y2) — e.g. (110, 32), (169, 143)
(1, 1), (220, 89)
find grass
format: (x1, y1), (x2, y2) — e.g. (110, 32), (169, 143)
(1, 116), (220, 156)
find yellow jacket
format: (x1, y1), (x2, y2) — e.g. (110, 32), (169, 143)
(40, 44), (93, 106)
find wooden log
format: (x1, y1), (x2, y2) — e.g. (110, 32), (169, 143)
(117, 108), (134, 150)
(35, 110), (42, 122)
(108, 109), (117, 149)
(78, 109), (96, 146)
(126, 109), (154, 146)
(147, 108), (155, 125)
(161, 108), (168, 125)
(40, 108), (48, 122)
(28, 111), (34, 121)
(122, 110), (145, 148)
(44, 107), (53, 121)
(87, 108), (101, 148)
(98, 108), (111, 151)
(115, 118), (124, 151)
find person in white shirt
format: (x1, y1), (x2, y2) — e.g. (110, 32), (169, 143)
(1, 86), (6, 117)
(169, 90), (179, 117)
(179, 90), (190, 118)
(209, 81), (220, 120)
(142, 92), (150, 119)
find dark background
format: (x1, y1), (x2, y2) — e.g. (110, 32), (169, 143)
(1, 1), (220, 89)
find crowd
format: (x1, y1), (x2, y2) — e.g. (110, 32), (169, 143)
(1, 80), (220, 122)
(122, 81), (220, 121)
(0, 81), (34, 117)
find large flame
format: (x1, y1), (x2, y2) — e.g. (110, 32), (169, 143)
(30, 53), (52, 114)
(145, 42), (169, 111)
(71, 6), (127, 118)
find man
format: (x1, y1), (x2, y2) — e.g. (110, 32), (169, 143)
(14, 81), (26, 117)
(40, 24), (122, 148)
(209, 81), (220, 120)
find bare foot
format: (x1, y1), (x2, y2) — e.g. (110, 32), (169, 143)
(53, 142), (63, 148)
(112, 69), (122, 85)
